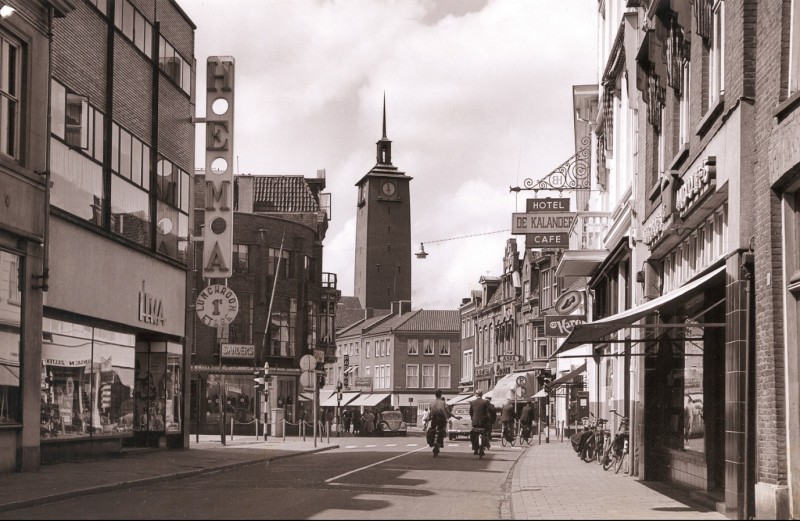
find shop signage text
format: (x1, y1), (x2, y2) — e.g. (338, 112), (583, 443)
(545, 315), (587, 337)
(526, 198), (570, 212)
(45, 358), (90, 367)
(676, 157), (716, 218)
(221, 343), (254, 358)
(643, 205), (666, 247)
(475, 366), (494, 378)
(138, 290), (165, 326)
(196, 284), (239, 327)
(528, 232), (569, 247)
(203, 56), (235, 279)
(512, 213), (576, 234)
(499, 354), (520, 362)
(353, 377), (372, 386)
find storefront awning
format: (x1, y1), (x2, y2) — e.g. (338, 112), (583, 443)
(446, 394), (473, 406)
(343, 365), (359, 374)
(530, 362), (587, 400)
(553, 265), (726, 357)
(320, 391), (361, 408)
(298, 391), (315, 402)
(348, 393), (391, 408)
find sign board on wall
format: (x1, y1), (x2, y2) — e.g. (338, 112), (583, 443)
(203, 56), (235, 279)
(526, 198), (570, 212)
(221, 343), (254, 358)
(196, 284), (239, 327)
(511, 213), (576, 234)
(544, 315), (587, 337)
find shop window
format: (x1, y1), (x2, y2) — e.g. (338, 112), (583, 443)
(41, 319), (136, 439)
(134, 342), (182, 434)
(0, 251), (21, 425)
(682, 321), (705, 453)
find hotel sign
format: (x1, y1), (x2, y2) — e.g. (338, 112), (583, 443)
(512, 213), (576, 234)
(203, 56), (235, 279)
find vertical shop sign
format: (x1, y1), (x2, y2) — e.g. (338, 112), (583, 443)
(203, 56), (235, 279)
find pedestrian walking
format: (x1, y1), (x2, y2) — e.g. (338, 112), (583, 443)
(342, 409), (351, 433)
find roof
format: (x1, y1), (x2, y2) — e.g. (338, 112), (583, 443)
(368, 310), (421, 334)
(338, 296), (363, 309)
(338, 313), (392, 338)
(336, 309), (368, 332)
(251, 176), (319, 213)
(395, 310), (459, 333)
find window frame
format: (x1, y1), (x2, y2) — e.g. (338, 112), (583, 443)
(708, 0), (725, 106)
(791, 0), (800, 95)
(407, 338), (418, 356)
(405, 364), (419, 389)
(437, 364), (451, 389)
(421, 364), (435, 389)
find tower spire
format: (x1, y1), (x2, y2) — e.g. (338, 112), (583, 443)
(376, 93), (392, 165)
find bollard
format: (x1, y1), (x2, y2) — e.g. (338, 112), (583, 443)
(282, 419), (286, 443)
(561, 421), (564, 443)
(230, 418), (234, 440)
(327, 422), (330, 444)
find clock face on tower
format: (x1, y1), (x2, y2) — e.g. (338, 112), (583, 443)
(381, 180), (397, 198)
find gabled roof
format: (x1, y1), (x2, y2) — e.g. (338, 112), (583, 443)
(395, 310), (459, 333)
(338, 296), (363, 309)
(251, 176), (319, 213)
(338, 313), (392, 338)
(368, 310), (421, 335)
(336, 308), (368, 331)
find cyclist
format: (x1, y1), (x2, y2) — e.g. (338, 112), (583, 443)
(519, 400), (535, 440)
(500, 400), (516, 443)
(484, 396), (497, 449)
(428, 389), (460, 456)
(469, 390), (491, 456)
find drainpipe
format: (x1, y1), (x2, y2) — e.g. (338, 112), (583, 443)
(34, 7), (56, 293)
(741, 250), (754, 520)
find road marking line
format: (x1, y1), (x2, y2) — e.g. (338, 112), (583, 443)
(386, 444), (397, 447)
(365, 444), (377, 447)
(325, 446), (428, 483)
(405, 443), (418, 446)
(345, 445), (357, 448)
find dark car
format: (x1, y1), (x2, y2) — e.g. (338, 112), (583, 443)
(378, 411), (407, 436)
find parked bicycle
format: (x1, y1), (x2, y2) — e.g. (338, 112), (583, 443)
(581, 413), (609, 463)
(601, 409), (629, 474)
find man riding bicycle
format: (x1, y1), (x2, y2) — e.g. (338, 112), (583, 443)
(500, 400), (516, 442)
(469, 390), (491, 456)
(519, 400), (535, 439)
(428, 389), (460, 456)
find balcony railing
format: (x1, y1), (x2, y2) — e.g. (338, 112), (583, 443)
(569, 212), (611, 250)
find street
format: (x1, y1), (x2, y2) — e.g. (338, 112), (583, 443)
(0, 434), (521, 520)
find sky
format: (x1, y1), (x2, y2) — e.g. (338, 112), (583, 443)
(181, 0), (598, 310)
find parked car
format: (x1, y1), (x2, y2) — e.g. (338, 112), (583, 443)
(447, 404), (472, 440)
(378, 411), (407, 436)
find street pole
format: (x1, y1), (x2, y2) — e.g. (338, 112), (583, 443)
(313, 367), (318, 448)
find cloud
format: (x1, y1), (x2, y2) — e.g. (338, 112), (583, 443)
(184, 0), (597, 309)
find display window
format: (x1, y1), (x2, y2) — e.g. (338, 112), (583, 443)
(0, 250), (22, 425)
(134, 342), (182, 433)
(200, 374), (257, 427)
(41, 319), (135, 439)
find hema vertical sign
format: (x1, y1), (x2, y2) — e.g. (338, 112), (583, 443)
(203, 57), (235, 279)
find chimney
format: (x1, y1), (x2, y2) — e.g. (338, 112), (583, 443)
(365, 308), (375, 319)
(391, 300), (411, 315)
(236, 175), (254, 213)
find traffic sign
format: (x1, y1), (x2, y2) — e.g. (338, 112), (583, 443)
(516, 376), (526, 387)
(300, 354), (316, 372)
(516, 386), (527, 398)
(300, 371), (315, 388)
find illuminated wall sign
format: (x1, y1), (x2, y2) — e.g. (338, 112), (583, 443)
(221, 343), (254, 358)
(139, 291), (165, 326)
(203, 56), (235, 279)
(544, 315), (587, 337)
(512, 212), (576, 234)
(676, 156), (716, 218)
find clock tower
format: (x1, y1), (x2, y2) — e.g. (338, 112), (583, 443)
(354, 96), (412, 309)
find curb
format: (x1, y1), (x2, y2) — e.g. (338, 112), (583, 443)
(0, 445), (339, 514)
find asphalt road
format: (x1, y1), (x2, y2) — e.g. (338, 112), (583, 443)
(0, 435), (525, 520)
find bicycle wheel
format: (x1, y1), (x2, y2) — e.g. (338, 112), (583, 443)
(581, 437), (596, 462)
(501, 430), (509, 447)
(602, 450), (615, 471)
(615, 449), (628, 474)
